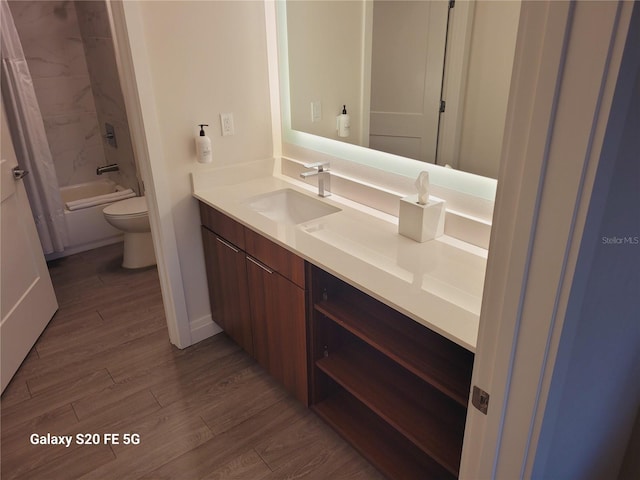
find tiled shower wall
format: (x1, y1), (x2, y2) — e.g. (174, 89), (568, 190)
(8, 0), (138, 193)
(75, 0), (138, 194)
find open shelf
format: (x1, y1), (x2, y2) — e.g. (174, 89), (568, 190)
(313, 390), (455, 480)
(308, 265), (472, 479)
(315, 295), (473, 407)
(316, 341), (465, 476)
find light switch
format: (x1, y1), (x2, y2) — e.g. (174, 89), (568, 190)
(311, 101), (322, 122)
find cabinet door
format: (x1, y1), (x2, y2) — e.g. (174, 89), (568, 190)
(246, 255), (308, 405)
(201, 227), (253, 356)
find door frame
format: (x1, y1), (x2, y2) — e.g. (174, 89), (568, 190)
(461, 1), (635, 477)
(106, 1), (192, 348)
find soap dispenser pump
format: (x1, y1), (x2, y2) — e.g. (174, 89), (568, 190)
(337, 105), (350, 138)
(195, 124), (212, 164)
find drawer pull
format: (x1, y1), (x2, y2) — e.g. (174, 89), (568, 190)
(247, 256), (274, 274)
(216, 236), (239, 253)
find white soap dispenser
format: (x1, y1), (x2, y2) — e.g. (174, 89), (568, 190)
(195, 124), (212, 164)
(336, 105), (350, 138)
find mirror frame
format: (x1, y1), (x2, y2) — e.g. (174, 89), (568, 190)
(275, 0), (498, 202)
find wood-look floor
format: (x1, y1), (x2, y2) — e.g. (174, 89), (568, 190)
(1, 243), (383, 480)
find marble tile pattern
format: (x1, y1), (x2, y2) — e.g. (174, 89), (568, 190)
(8, 1), (138, 194)
(75, 1), (139, 194)
(8, 0), (105, 187)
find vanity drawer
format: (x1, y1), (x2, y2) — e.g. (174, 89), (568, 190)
(199, 202), (245, 250)
(245, 227), (305, 289)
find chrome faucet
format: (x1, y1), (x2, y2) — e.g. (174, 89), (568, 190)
(300, 162), (331, 197)
(96, 163), (119, 175)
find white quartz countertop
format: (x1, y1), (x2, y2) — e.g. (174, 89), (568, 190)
(193, 174), (486, 352)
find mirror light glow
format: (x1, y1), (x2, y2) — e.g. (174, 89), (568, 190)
(276, 0), (498, 202)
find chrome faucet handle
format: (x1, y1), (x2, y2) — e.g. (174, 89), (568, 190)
(303, 161), (330, 171)
(300, 162), (331, 197)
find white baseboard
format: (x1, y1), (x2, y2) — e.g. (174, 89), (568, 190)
(189, 314), (223, 345)
(45, 236), (123, 262)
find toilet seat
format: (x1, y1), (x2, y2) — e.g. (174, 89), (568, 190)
(103, 196), (148, 218)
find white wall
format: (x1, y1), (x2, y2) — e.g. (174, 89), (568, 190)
(457, 0), (520, 178)
(287, 0), (364, 144)
(132, 1), (273, 338)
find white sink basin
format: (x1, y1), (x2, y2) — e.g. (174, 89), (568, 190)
(246, 189), (341, 224)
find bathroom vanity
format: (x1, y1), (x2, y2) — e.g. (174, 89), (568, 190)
(200, 202), (308, 404)
(194, 173), (486, 479)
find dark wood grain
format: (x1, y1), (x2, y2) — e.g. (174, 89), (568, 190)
(199, 201), (246, 249)
(247, 257), (309, 405)
(313, 390), (455, 480)
(315, 296), (473, 406)
(244, 227), (305, 288)
(308, 264), (471, 479)
(200, 205), (309, 405)
(1, 243), (378, 480)
(201, 227), (254, 355)
(317, 342), (466, 475)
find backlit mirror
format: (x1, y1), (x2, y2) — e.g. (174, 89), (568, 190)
(278, 0), (521, 184)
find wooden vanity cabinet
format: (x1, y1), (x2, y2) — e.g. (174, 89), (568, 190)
(244, 228), (308, 404)
(200, 199), (474, 478)
(201, 225), (253, 355)
(199, 202), (308, 405)
(308, 265), (474, 479)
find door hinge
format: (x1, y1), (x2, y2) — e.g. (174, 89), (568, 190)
(449, 0), (455, 9)
(472, 386), (490, 414)
(439, 100), (446, 113)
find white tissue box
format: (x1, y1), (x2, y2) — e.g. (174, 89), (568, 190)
(398, 194), (445, 242)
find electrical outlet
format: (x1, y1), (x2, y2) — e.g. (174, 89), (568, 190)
(220, 113), (234, 136)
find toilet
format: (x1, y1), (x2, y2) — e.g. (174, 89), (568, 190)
(103, 196), (156, 269)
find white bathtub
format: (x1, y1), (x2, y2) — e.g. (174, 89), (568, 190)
(46, 179), (131, 260)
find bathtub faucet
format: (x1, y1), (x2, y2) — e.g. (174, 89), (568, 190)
(96, 164), (119, 175)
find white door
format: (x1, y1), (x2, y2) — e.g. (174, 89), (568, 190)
(1, 103), (58, 393)
(368, 0), (449, 163)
